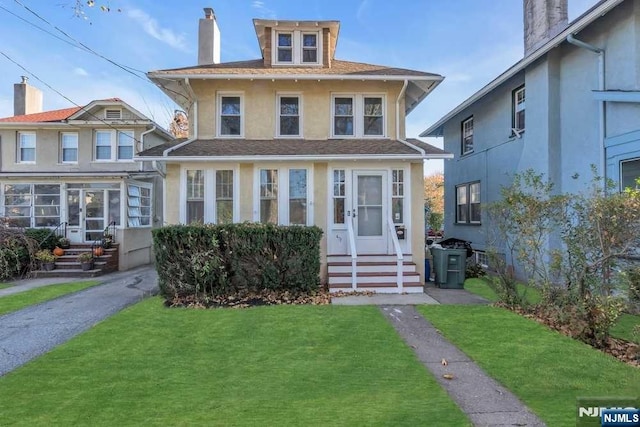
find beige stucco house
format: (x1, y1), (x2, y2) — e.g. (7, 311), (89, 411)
(0, 78), (173, 270)
(139, 8), (451, 292)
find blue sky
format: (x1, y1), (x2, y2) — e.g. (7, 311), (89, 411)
(0, 0), (599, 174)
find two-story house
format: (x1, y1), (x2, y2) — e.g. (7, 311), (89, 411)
(138, 9), (451, 292)
(421, 0), (640, 268)
(0, 78), (173, 270)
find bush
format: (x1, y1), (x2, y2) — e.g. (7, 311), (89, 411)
(24, 228), (58, 251)
(465, 258), (486, 278)
(0, 224), (39, 280)
(153, 223), (323, 300)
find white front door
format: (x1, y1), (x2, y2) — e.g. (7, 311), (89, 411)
(66, 189), (83, 243)
(353, 171), (387, 254)
(66, 189), (108, 243)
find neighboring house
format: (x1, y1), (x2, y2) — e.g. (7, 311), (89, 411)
(0, 77), (173, 270)
(421, 0), (640, 266)
(138, 8), (451, 292)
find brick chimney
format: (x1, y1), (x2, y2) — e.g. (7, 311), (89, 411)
(198, 7), (221, 65)
(14, 76), (43, 116)
(524, 0), (568, 56)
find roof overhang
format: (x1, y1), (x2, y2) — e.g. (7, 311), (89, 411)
(420, 0), (625, 137)
(134, 153), (452, 163)
(148, 73), (443, 115)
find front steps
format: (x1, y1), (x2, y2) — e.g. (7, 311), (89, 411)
(327, 254), (423, 293)
(33, 244), (119, 278)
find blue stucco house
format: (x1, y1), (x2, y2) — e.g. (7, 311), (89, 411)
(421, 0), (640, 265)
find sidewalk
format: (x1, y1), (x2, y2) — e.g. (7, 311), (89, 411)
(0, 265), (158, 377)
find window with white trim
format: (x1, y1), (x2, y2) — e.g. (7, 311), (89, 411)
(461, 116), (474, 155)
(260, 169), (278, 224)
(127, 184), (151, 227)
(186, 170), (204, 224)
(184, 169), (236, 224)
(332, 169), (346, 224)
(61, 132), (78, 163)
(3, 183), (60, 228)
(215, 170), (234, 224)
(273, 30), (322, 65)
(94, 130), (134, 161)
(513, 86), (525, 132)
(288, 169), (307, 225)
(278, 95), (301, 137)
(331, 95), (385, 138)
(218, 94), (243, 137)
(17, 132), (36, 163)
(456, 182), (481, 224)
(392, 169), (404, 224)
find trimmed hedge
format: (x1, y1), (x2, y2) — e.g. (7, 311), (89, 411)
(153, 223), (323, 299)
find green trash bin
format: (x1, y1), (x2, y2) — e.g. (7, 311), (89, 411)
(431, 247), (466, 289)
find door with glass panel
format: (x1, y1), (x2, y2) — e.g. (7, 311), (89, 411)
(352, 171), (387, 254)
(66, 186), (121, 243)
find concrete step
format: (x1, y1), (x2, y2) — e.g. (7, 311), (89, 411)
(328, 261), (416, 274)
(329, 282), (424, 294)
(328, 271), (421, 285)
(327, 254), (413, 263)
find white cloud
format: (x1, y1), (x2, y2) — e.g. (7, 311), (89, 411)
(356, 0), (370, 24)
(127, 8), (188, 52)
(73, 67), (89, 77)
(252, 1), (277, 19)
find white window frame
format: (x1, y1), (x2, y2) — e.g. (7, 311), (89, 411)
(2, 183), (61, 228)
(461, 116), (474, 155)
(330, 94), (386, 138)
(126, 183), (152, 228)
(253, 165), (314, 226)
(391, 169), (404, 224)
(275, 31), (293, 64)
(117, 130), (135, 160)
(272, 30), (322, 66)
(217, 92), (244, 138)
(276, 93), (303, 138)
(513, 86), (525, 132)
(94, 129), (135, 162)
(456, 181), (481, 224)
(179, 166), (240, 224)
(17, 132), (36, 164)
(61, 132), (78, 164)
(331, 169), (346, 226)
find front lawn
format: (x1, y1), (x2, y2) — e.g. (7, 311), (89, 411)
(0, 281), (100, 316)
(0, 299), (470, 426)
(418, 305), (640, 427)
(0, 283), (12, 290)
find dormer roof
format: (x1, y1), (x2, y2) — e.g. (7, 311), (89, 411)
(253, 19), (340, 61)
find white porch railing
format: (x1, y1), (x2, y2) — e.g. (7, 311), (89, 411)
(346, 210), (358, 290)
(387, 216), (404, 292)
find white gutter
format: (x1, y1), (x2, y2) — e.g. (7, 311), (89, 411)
(162, 137), (197, 157)
(420, 0), (623, 137)
(149, 73), (442, 82)
(139, 126), (156, 172)
(135, 153), (453, 163)
(396, 80), (408, 140)
(566, 34), (606, 184)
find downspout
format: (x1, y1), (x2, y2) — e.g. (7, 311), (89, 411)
(566, 34), (605, 186)
(185, 78), (198, 139)
(139, 125), (156, 172)
(396, 79), (408, 140)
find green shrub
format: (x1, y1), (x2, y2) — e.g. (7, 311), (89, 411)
(0, 226), (39, 280)
(24, 228), (58, 251)
(152, 223), (322, 300)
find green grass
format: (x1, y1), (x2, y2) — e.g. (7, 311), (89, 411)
(464, 278), (640, 343)
(418, 305), (640, 426)
(0, 283), (12, 290)
(0, 299), (470, 426)
(464, 277), (541, 304)
(611, 313), (640, 343)
(0, 281), (100, 316)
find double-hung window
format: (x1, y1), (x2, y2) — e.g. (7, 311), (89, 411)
(61, 132), (78, 163)
(331, 95), (385, 138)
(288, 169), (307, 225)
(257, 167), (311, 225)
(461, 117), (474, 155)
(95, 130), (134, 161)
(456, 182), (481, 224)
(184, 169), (235, 224)
(18, 132), (36, 163)
(513, 86), (525, 132)
(260, 169), (279, 224)
(273, 31), (321, 65)
(218, 94), (243, 137)
(278, 95), (301, 137)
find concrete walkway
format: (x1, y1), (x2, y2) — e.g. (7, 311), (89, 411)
(380, 305), (545, 426)
(0, 265), (158, 377)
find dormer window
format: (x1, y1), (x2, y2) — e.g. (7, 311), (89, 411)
(277, 33), (293, 62)
(273, 30), (321, 66)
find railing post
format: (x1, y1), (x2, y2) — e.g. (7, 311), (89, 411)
(346, 211), (358, 290)
(387, 216), (404, 292)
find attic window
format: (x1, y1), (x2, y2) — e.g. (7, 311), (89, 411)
(273, 30), (321, 66)
(105, 109), (122, 120)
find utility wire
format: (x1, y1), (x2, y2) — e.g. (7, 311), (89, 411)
(0, 50), (150, 146)
(9, 0), (192, 105)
